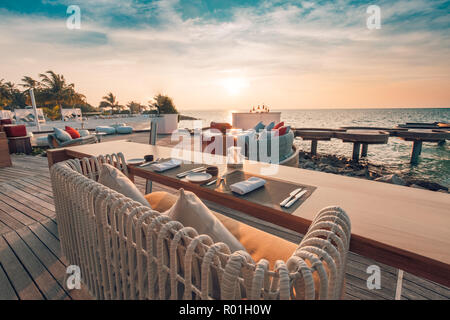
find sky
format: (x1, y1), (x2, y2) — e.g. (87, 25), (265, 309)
(0, 0), (449, 111)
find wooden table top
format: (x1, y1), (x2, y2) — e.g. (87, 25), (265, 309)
(51, 140), (450, 286)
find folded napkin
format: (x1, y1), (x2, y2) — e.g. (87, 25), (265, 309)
(230, 177), (266, 195)
(151, 159), (182, 172)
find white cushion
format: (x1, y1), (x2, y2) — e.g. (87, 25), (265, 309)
(164, 189), (245, 253)
(98, 164), (149, 207)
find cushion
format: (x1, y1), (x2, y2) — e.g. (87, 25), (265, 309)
(213, 211), (296, 270)
(65, 126), (81, 139)
(78, 129), (90, 137)
(164, 189), (245, 253)
(145, 191), (178, 212)
(4, 125), (27, 137)
(213, 211), (338, 298)
(96, 126), (116, 135)
(53, 127), (72, 142)
(253, 121), (265, 132)
(0, 119), (12, 125)
(116, 126), (133, 134)
(98, 164), (149, 207)
(35, 136), (49, 147)
(210, 122), (232, 134)
(273, 125), (290, 137)
(273, 121), (284, 130)
(265, 121), (275, 131)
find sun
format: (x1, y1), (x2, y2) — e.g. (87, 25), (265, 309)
(221, 77), (248, 96)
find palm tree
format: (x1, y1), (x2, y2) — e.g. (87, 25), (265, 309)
(21, 76), (40, 90)
(0, 79), (12, 108)
(127, 101), (145, 114)
(39, 70), (76, 118)
(149, 94), (178, 115)
(100, 92), (121, 113)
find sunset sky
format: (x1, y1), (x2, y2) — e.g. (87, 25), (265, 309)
(0, 0), (449, 110)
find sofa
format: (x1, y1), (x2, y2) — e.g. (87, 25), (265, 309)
(50, 152), (351, 300)
(48, 133), (97, 148)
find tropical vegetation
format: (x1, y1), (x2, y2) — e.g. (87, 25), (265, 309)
(0, 71), (178, 119)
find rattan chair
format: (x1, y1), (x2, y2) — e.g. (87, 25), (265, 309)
(50, 152), (351, 300)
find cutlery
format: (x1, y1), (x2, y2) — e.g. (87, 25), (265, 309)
(138, 158), (161, 167)
(203, 178), (218, 186)
(176, 166), (206, 178)
(284, 190), (307, 208)
(280, 188), (302, 207)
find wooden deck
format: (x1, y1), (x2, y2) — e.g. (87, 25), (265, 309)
(0, 154), (449, 300)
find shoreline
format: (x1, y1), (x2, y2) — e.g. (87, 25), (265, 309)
(297, 151), (449, 193)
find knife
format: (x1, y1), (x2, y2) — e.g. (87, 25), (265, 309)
(280, 188), (302, 207)
(138, 158), (161, 167)
(176, 166), (206, 178)
(284, 190), (307, 208)
(203, 178), (218, 186)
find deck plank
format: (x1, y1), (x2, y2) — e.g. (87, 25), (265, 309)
(2, 230), (69, 300)
(0, 235), (44, 300)
(0, 262), (18, 300)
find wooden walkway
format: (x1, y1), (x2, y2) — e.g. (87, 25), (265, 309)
(0, 155), (449, 300)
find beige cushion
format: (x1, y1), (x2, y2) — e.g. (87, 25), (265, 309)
(164, 189), (245, 253)
(98, 164), (149, 207)
(145, 192), (178, 213)
(213, 211), (297, 270)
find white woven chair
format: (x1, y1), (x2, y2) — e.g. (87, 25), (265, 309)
(50, 152), (351, 300)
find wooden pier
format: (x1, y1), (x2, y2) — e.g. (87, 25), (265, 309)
(293, 126), (449, 164)
(0, 154), (449, 300)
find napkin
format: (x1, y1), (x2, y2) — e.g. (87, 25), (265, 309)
(151, 159), (182, 172)
(230, 177), (266, 195)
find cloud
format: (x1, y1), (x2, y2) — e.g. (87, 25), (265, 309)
(0, 0), (449, 109)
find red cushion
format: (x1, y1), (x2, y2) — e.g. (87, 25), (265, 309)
(4, 125), (27, 137)
(0, 119), (12, 125)
(273, 126), (288, 136)
(210, 122), (232, 133)
(65, 126), (81, 139)
(273, 121), (284, 130)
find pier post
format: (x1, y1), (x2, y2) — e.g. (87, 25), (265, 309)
(410, 140), (422, 164)
(352, 142), (361, 162)
(361, 143), (369, 157)
(311, 140), (318, 156)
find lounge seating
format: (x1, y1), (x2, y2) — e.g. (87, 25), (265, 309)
(116, 126), (133, 134)
(50, 153), (351, 300)
(95, 126), (116, 135)
(95, 124), (133, 135)
(48, 133), (97, 148)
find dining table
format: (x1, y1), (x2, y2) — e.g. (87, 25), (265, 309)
(47, 140), (450, 287)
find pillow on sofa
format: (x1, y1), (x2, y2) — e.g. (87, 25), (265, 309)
(164, 189), (245, 253)
(273, 121), (284, 130)
(65, 126), (81, 139)
(4, 125), (27, 137)
(98, 164), (149, 207)
(145, 191), (178, 213)
(54, 127), (72, 142)
(253, 121), (265, 132)
(78, 129), (90, 137)
(273, 125), (290, 137)
(265, 121), (275, 131)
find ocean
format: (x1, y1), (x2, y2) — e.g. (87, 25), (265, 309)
(178, 108), (450, 187)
